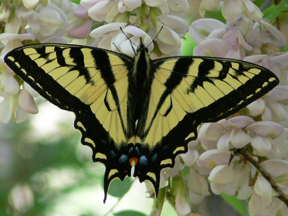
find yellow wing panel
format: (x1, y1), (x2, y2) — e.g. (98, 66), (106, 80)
(143, 56), (279, 149)
(22, 45), (130, 146)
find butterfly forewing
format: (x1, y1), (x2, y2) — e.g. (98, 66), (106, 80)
(4, 42), (279, 202)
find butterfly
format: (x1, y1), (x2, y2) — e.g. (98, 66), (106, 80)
(4, 40), (279, 202)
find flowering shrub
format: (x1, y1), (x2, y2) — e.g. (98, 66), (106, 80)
(1, 0), (288, 215)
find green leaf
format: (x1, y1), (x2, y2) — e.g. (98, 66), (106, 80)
(263, 1), (286, 22)
(114, 210), (147, 216)
(70, 0), (81, 4)
(221, 193), (248, 216)
(106, 177), (133, 198)
(40, 0), (48, 7)
(281, 43), (288, 52)
(181, 33), (197, 56)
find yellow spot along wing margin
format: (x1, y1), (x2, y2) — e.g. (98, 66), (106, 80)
(141, 56), (279, 173)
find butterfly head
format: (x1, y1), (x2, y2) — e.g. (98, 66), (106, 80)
(133, 37), (149, 55)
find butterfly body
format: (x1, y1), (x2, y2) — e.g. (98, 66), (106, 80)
(5, 42), (279, 202)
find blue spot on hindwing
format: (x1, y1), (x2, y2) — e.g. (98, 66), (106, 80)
(139, 155), (148, 165)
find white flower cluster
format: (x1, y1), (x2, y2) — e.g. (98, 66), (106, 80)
(0, 0), (91, 122)
(1, 0), (288, 215)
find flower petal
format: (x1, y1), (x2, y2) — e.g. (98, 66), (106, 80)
(230, 128), (251, 148)
(189, 18), (225, 44)
(175, 193), (191, 216)
(208, 165), (234, 184)
(251, 135), (271, 156)
(198, 149), (231, 168)
(246, 99), (265, 116)
(18, 89), (38, 114)
(247, 121), (283, 138)
(224, 116), (255, 129)
(254, 175), (272, 204)
(261, 160), (288, 178)
(217, 130), (231, 152)
(187, 169), (210, 196)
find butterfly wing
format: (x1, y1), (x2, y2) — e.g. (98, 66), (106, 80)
(4, 44), (134, 201)
(5, 44), (279, 200)
(136, 56), (279, 192)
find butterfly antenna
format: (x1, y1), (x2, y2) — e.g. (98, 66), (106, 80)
(120, 27), (137, 55)
(113, 42), (122, 54)
(146, 26), (164, 49)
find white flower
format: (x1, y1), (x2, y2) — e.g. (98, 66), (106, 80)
(144, 0), (167, 7)
(171, 177), (192, 216)
(168, 0), (190, 13)
(180, 140), (199, 166)
(191, 16), (287, 61)
(0, 2), (11, 22)
(81, 0), (132, 21)
(82, 0), (114, 21)
(22, 0), (39, 9)
(270, 52), (288, 85)
(8, 183), (34, 213)
(261, 160), (288, 181)
(274, 128), (288, 157)
(223, 28), (253, 59)
(197, 149), (232, 169)
(234, 164), (253, 199)
(198, 121), (226, 150)
(187, 168), (210, 204)
(89, 22), (127, 48)
(241, 53), (288, 123)
(249, 175), (273, 215)
(243, 53), (288, 123)
(187, 0), (201, 13)
(68, 5), (92, 39)
(0, 93), (32, 123)
(118, 0), (142, 12)
(175, 192), (191, 216)
(246, 98), (266, 117)
(202, 116), (254, 152)
(208, 165), (234, 184)
(193, 38), (232, 57)
(246, 19), (287, 49)
(189, 18), (226, 44)
(26, 2), (71, 42)
(164, 156), (184, 177)
(68, 18), (92, 39)
(90, 24), (153, 56)
(246, 121), (283, 157)
(200, 0), (220, 12)
(18, 89), (38, 114)
(0, 73), (19, 96)
(154, 15), (188, 55)
(222, 0), (262, 22)
(0, 30), (36, 123)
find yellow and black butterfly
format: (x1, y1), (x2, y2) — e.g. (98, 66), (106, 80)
(4, 40), (279, 202)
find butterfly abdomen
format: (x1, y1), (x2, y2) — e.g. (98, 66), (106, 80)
(126, 46), (156, 137)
